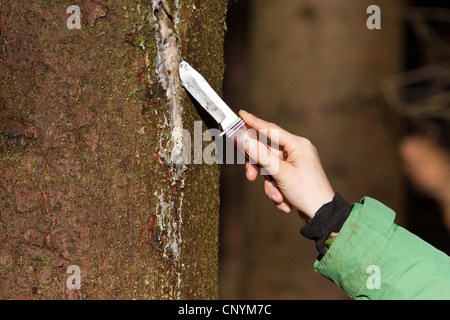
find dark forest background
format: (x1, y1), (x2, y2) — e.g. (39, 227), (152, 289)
(219, 0), (450, 299)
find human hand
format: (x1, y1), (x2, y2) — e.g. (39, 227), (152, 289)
(239, 110), (335, 221)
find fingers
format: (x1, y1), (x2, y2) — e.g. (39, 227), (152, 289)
(275, 201), (292, 214)
(264, 180), (292, 213)
(245, 138), (285, 178)
(239, 110), (296, 151)
(245, 162), (259, 181)
(264, 179), (283, 202)
(246, 152), (291, 214)
(269, 143), (285, 160)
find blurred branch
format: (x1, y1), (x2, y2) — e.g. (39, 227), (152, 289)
(380, 7), (450, 121)
(382, 62), (450, 120)
(405, 7), (450, 63)
(405, 7), (450, 24)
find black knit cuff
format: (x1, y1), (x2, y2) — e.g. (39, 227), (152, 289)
(300, 193), (352, 260)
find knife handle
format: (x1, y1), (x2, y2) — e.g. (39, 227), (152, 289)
(227, 121), (278, 186)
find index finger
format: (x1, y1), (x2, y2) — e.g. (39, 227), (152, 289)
(239, 110), (296, 152)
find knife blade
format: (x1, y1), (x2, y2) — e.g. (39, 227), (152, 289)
(179, 61), (239, 133)
(179, 61), (281, 188)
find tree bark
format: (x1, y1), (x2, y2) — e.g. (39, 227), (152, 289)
(0, 0), (227, 299)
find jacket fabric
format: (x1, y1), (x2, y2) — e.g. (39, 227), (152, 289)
(314, 197), (450, 300)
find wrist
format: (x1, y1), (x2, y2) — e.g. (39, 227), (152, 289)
(300, 193), (352, 259)
(306, 189), (336, 220)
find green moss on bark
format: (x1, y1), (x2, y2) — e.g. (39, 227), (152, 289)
(0, 0), (227, 300)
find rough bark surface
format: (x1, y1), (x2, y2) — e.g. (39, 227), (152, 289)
(0, 0), (227, 299)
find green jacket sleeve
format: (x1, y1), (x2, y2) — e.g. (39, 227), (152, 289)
(314, 197), (450, 300)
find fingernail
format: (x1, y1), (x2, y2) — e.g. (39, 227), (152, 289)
(271, 195), (281, 203)
(244, 140), (249, 153)
(244, 139), (256, 153)
(280, 203), (291, 214)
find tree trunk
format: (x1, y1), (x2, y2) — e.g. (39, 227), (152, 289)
(232, 0), (404, 299)
(0, 0), (227, 300)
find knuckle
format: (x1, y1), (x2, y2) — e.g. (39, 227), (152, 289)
(297, 136), (313, 148)
(269, 122), (280, 130)
(259, 157), (271, 168)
